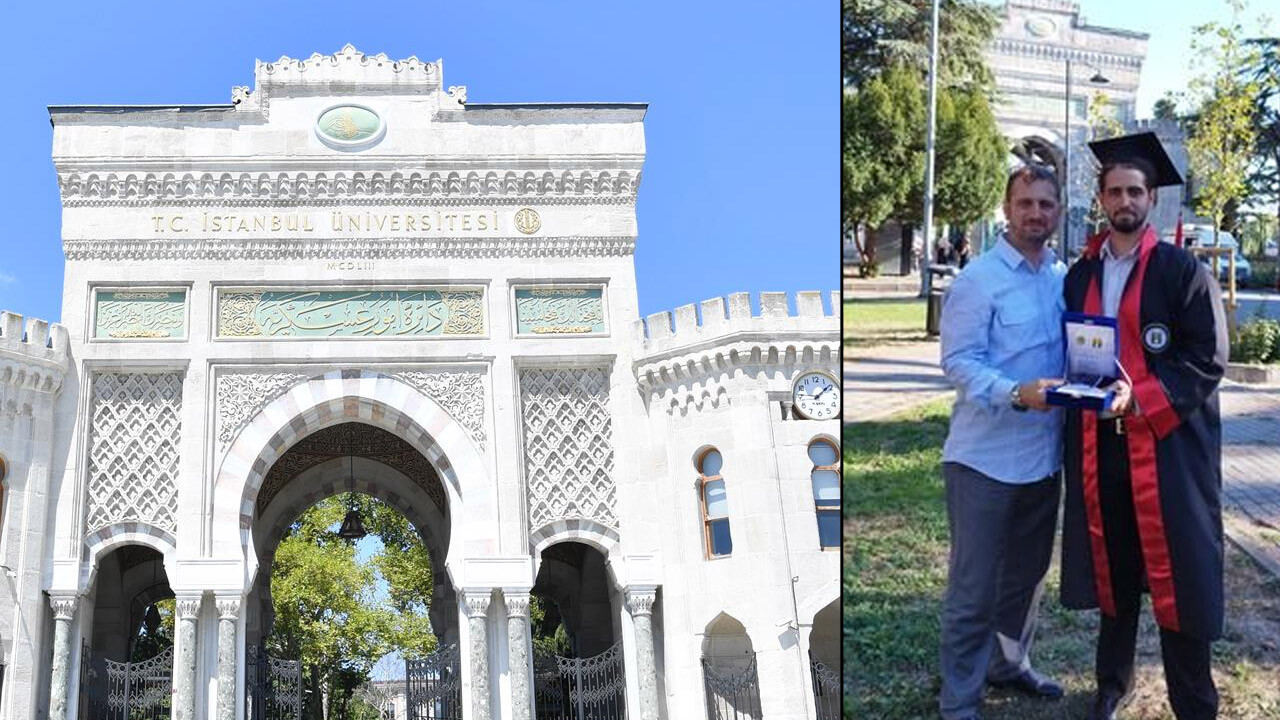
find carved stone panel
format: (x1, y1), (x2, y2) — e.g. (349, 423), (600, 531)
(85, 373), (183, 535)
(513, 287), (606, 336)
(92, 290), (187, 340)
(519, 368), (617, 532)
(395, 371), (487, 450)
(216, 288), (484, 338)
(215, 372), (308, 448)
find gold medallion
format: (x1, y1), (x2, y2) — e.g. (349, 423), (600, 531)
(514, 208), (541, 235)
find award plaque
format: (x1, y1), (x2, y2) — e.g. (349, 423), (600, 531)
(1046, 312), (1118, 411)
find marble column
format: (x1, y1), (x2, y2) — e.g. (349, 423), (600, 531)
(216, 597), (241, 720)
(503, 591), (533, 720)
(173, 595), (202, 720)
(48, 595), (78, 720)
(626, 587), (660, 720)
(463, 591), (492, 720)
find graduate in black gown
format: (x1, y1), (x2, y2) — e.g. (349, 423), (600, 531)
(1060, 133), (1229, 720)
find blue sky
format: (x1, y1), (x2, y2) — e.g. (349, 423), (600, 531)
(0, 1), (835, 324)
(1074, 0), (1271, 117)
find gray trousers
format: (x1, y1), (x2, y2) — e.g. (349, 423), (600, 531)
(939, 462), (1060, 720)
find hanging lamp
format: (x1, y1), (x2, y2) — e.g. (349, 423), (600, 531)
(337, 449), (367, 540)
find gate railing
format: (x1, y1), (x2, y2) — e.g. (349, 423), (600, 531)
(701, 654), (762, 720)
(809, 655), (840, 720)
(246, 647), (303, 720)
(406, 644), (461, 720)
(78, 643), (173, 720)
(533, 642), (626, 720)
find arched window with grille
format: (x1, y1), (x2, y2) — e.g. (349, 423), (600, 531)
(809, 440), (840, 548)
(698, 449), (732, 558)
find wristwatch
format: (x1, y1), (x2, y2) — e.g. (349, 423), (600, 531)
(1010, 383), (1028, 412)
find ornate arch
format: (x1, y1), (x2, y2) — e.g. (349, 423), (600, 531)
(80, 524), (178, 592)
(210, 369), (490, 581)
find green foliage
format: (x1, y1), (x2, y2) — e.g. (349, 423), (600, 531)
(1230, 317), (1280, 363)
(843, 65), (923, 230)
(1187, 0), (1263, 241)
(842, 0), (1000, 94)
(931, 88), (1005, 227)
(131, 598), (175, 661)
(267, 494), (437, 718)
(1243, 37), (1280, 223)
(529, 595), (572, 657)
(1153, 92), (1181, 121)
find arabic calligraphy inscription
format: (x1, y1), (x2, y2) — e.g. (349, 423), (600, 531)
(94, 290), (187, 340)
(514, 287), (605, 335)
(217, 289), (485, 338)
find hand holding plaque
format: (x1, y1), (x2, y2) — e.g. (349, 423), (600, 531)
(1046, 312), (1119, 411)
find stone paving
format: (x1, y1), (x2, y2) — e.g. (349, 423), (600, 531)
(844, 339), (1280, 576)
(843, 340), (951, 422)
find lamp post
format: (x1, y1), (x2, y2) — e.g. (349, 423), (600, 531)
(919, 0), (941, 299)
(1062, 58), (1109, 261)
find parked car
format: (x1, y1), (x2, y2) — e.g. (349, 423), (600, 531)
(1179, 227), (1251, 283)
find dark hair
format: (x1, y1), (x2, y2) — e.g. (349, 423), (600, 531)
(1004, 164), (1061, 202)
(1098, 159), (1157, 192)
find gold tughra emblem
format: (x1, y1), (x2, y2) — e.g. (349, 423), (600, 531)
(514, 208), (541, 235)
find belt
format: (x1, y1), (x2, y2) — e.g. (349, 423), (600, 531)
(1098, 415), (1125, 435)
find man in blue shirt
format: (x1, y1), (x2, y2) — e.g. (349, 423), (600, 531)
(937, 165), (1067, 720)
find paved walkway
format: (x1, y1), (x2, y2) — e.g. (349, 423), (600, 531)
(844, 340), (1280, 575)
(843, 340), (950, 422)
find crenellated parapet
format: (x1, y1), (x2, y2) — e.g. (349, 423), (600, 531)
(632, 291), (839, 413)
(0, 311), (71, 409)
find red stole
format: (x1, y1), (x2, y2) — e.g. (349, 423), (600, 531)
(1079, 227), (1182, 631)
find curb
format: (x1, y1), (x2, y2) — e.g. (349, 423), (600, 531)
(1225, 362), (1280, 385)
(1223, 512), (1280, 582)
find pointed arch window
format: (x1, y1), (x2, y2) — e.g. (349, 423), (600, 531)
(809, 440), (840, 548)
(698, 449), (733, 558)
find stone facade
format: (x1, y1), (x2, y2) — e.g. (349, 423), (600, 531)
(0, 46), (839, 720)
(986, 0), (1149, 251)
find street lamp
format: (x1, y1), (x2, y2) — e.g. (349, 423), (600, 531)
(1062, 59), (1109, 261)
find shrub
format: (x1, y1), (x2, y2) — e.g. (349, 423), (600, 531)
(1230, 318), (1280, 364)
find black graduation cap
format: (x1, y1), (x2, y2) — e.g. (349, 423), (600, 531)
(1087, 131), (1183, 187)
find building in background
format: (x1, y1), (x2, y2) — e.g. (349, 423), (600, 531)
(0, 46), (839, 720)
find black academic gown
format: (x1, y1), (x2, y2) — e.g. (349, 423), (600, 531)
(1061, 226), (1229, 641)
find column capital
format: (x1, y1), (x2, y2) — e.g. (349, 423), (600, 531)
(215, 596), (241, 620)
(49, 594), (79, 621)
(625, 587), (658, 617)
(503, 590), (531, 618)
(463, 590), (492, 618)
(175, 595), (203, 620)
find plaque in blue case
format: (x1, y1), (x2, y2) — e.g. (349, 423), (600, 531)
(1046, 312), (1118, 411)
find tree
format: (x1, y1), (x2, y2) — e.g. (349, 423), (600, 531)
(1187, 0), (1262, 245)
(907, 87), (1005, 228)
(842, 64), (924, 275)
(842, 0), (1000, 94)
(1244, 37), (1280, 224)
(1152, 91), (1181, 122)
(268, 495), (437, 720)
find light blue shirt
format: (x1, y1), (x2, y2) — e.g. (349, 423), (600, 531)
(940, 237), (1065, 483)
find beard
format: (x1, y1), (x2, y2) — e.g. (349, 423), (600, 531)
(1109, 209), (1147, 233)
(1015, 223), (1053, 245)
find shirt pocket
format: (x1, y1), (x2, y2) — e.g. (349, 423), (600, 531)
(996, 304), (1042, 349)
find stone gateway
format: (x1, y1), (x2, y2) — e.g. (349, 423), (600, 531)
(0, 46), (838, 720)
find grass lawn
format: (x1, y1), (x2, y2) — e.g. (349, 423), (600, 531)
(845, 298), (929, 347)
(843, 399), (1280, 720)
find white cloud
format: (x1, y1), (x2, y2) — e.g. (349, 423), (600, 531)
(0, 272), (15, 284)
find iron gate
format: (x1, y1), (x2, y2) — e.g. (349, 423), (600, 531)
(701, 655), (762, 720)
(533, 642), (626, 720)
(78, 643), (173, 720)
(809, 655), (839, 720)
(405, 644), (462, 720)
(245, 647), (303, 720)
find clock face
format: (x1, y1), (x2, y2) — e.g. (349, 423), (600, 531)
(794, 372), (839, 420)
